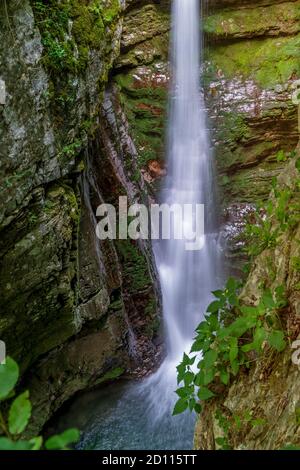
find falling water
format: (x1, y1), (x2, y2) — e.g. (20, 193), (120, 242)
(54, 0), (221, 450)
(156, 0), (217, 360)
(135, 0), (220, 431)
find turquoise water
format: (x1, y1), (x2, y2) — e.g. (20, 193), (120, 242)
(49, 379), (196, 450)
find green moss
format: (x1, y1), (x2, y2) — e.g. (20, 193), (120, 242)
(204, 3), (300, 38)
(115, 72), (167, 168)
(207, 35), (300, 88)
(32, 0), (121, 74)
(96, 367), (124, 385)
(117, 239), (150, 291)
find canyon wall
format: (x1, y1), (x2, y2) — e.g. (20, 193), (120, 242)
(0, 0), (166, 433)
(194, 0), (300, 449)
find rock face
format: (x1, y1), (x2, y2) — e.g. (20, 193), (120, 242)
(0, 0), (163, 433)
(205, 0), (300, 274)
(194, 158), (300, 450)
(194, 0), (300, 450)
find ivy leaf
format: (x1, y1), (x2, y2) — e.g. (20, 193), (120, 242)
(45, 429), (80, 450)
(172, 398), (188, 416)
(8, 390), (32, 435)
(0, 357), (19, 401)
(268, 330), (286, 352)
(198, 387), (215, 401)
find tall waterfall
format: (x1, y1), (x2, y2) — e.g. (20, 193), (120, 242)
(139, 0), (220, 430)
(155, 0), (217, 361)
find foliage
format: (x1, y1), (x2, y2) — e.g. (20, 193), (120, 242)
(244, 166), (300, 257)
(173, 278), (287, 416)
(0, 357), (79, 450)
(214, 408), (266, 450)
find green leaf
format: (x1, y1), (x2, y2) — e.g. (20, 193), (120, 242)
(253, 327), (267, 352)
(196, 321), (210, 334)
(226, 277), (237, 293)
(226, 316), (256, 338)
(175, 387), (191, 399)
(29, 436), (43, 450)
(8, 390), (32, 435)
(295, 158), (300, 172)
(268, 330), (286, 352)
(188, 397), (196, 411)
(220, 367), (229, 385)
(190, 338), (205, 353)
(203, 349), (218, 369)
(229, 337), (238, 366)
(194, 370), (205, 387)
(176, 363), (186, 384)
(241, 342), (255, 353)
(207, 301), (221, 313)
(172, 398), (188, 416)
(262, 289), (275, 309)
(240, 305), (259, 317)
(203, 368), (215, 386)
(0, 357), (19, 401)
(183, 371), (194, 387)
(212, 290), (223, 299)
(194, 403), (202, 414)
(231, 359), (240, 376)
(198, 386), (215, 401)
(0, 437), (32, 450)
(182, 353), (195, 366)
(207, 312), (220, 332)
(45, 428), (80, 450)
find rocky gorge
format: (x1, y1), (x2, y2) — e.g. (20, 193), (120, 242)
(0, 0), (299, 450)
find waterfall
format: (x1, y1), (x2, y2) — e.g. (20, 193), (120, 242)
(137, 0), (220, 429)
(155, 0), (217, 361)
